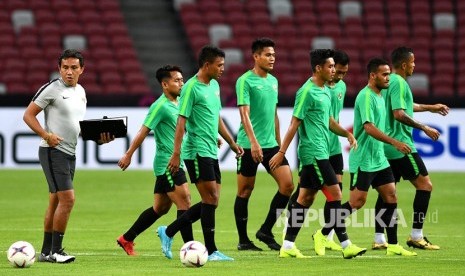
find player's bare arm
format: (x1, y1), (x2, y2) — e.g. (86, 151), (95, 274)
(363, 122), (411, 154)
(269, 116), (301, 170)
(239, 105), (262, 162)
(168, 116), (187, 173)
(274, 107), (281, 146)
(329, 117), (357, 149)
(118, 126), (150, 171)
(413, 103), (449, 116)
(219, 116), (244, 158)
(393, 109), (440, 141)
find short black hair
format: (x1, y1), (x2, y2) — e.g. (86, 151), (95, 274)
(310, 49), (334, 71)
(59, 49), (84, 67)
(391, 46), (413, 69)
(198, 45), (225, 68)
(367, 57), (390, 76)
(155, 65), (183, 84)
(251, 37), (275, 54)
(333, 49), (350, 66)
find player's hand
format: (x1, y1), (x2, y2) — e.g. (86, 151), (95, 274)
(167, 153), (181, 174)
(394, 141), (411, 154)
(423, 125), (440, 141)
(118, 154), (131, 171)
(430, 104), (449, 116)
(98, 132), (115, 144)
(231, 143), (244, 159)
(269, 152), (284, 171)
(250, 141), (263, 163)
(347, 133), (357, 150)
(45, 133), (64, 147)
(217, 138), (223, 149)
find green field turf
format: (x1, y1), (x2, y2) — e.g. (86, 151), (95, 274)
(0, 170), (464, 275)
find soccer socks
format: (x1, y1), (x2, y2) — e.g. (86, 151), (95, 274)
(234, 196), (250, 243)
(284, 201), (307, 242)
(412, 190), (431, 230)
(321, 200), (349, 243)
(288, 184), (300, 210)
(41, 232), (52, 255)
(260, 191), (290, 234)
(51, 231), (64, 254)
(383, 203), (398, 245)
(200, 203), (217, 254)
(374, 194), (385, 234)
(177, 210), (194, 243)
(166, 202), (202, 238)
(123, 207), (160, 241)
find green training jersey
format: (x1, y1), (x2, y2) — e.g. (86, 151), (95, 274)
(179, 75), (221, 159)
(382, 73), (417, 159)
(349, 86), (390, 173)
(143, 94), (181, 176)
(293, 78), (331, 166)
(327, 80), (346, 156)
(236, 70), (279, 149)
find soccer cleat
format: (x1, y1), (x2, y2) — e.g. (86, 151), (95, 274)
(342, 244), (367, 259)
(386, 243), (418, 256)
(117, 235), (137, 256)
(237, 241), (263, 251)
(208, 251), (234, 261)
(326, 239), (343, 251)
(50, 249), (75, 263)
(372, 241), (389, 250)
(37, 253), (52, 262)
(312, 229), (326, 256)
(279, 246), (311, 258)
(157, 226), (173, 259)
(406, 236), (440, 250)
(256, 230), (281, 250)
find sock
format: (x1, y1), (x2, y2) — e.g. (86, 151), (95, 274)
(340, 239), (352, 249)
(327, 229), (335, 241)
(178, 210), (194, 243)
(260, 191), (290, 234)
(282, 240), (294, 249)
(323, 200), (349, 243)
(201, 203), (217, 254)
(166, 202), (202, 238)
(288, 184), (300, 210)
(41, 232), (52, 255)
(375, 233), (387, 244)
(51, 231), (64, 254)
(322, 200), (332, 235)
(374, 194), (385, 234)
(284, 201), (307, 242)
(383, 203), (398, 245)
(411, 228), (423, 240)
(413, 190), (431, 229)
(123, 207), (160, 241)
(234, 196), (250, 243)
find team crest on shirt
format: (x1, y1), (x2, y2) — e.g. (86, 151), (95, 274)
(215, 90), (220, 97)
(337, 92), (342, 100)
(272, 84), (278, 91)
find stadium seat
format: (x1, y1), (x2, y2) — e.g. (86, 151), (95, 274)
(268, 0), (293, 22)
(431, 74), (454, 98)
(97, 0), (121, 12)
(50, 0), (73, 11)
(311, 37), (334, 50)
(433, 1), (453, 13)
(79, 10), (101, 24)
(56, 10), (79, 24)
(433, 13), (456, 30)
(407, 73), (429, 97)
(173, 0), (195, 11)
(223, 48), (243, 69)
(63, 35), (87, 51)
(222, 1), (244, 13)
(209, 24), (232, 46)
(34, 9), (55, 25)
(11, 9), (34, 33)
(339, 1), (362, 21)
(197, 0), (222, 13)
(0, 83), (6, 94)
(6, 83), (30, 94)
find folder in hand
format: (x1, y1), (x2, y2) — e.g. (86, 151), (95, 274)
(79, 116), (127, 141)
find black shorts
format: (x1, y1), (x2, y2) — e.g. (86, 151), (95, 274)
(329, 153), (344, 175)
(350, 167), (395, 192)
(184, 155), (221, 184)
(39, 147), (75, 193)
(388, 153), (428, 182)
(300, 159), (339, 190)
(237, 146), (289, 177)
(154, 169), (188, 194)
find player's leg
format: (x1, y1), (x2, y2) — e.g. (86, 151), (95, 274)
(325, 154), (344, 251)
(168, 178), (194, 243)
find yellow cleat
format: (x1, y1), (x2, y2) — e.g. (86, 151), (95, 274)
(406, 236), (440, 250)
(386, 244), (418, 256)
(372, 241), (388, 250)
(342, 244), (367, 259)
(326, 239), (343, 251)
(312, 229), (326, 256)
(279, 246), (311, 258)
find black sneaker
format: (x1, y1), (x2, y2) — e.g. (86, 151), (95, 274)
(237, 241), (263, 251)
(256, 230), (281, 250)
(50, 249), (75, 263)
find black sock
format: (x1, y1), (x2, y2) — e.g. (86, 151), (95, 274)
(284, 201), (307, 242)
(123, 207), (160, 241)
(413, 190), (431, 229)
(321, 200), (349, 243)
(383, 203), (398, 244)
(288, 184), (300, 210)
(322, 200), (332, 235)
(166, 202), (201, 238)
(374, 194), (385, 234)
(51, 231), (64, 254)
(41, 232), (52, 255)
(234, 196), (250, 243)
(201, 203), (217, 254)
(260, 191), (290, 234)
(178, 210), (194, 243)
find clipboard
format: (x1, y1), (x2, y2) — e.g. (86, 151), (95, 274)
(79, 116), (127, 141)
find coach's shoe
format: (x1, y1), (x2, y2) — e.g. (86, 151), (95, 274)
(117, 235), (137, 256)
(279, 246), (311, 258)
(50, 249), (75, 263)
(37, 253), (52, 262)
(208, 251), (234, 261)
(312, 229), (326, 256)
(372, 241), (389, 250)
(157, 226), (173, 259)
(237, 241), (263, 251)
(386, 244), (417, 256)
(406, 236), (440, 250)
(256, 229), (281, 250)
(342, 244), (367, 259)
(326, 239), (343, 251)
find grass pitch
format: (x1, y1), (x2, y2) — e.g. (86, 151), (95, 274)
(0, 170), (464, 275)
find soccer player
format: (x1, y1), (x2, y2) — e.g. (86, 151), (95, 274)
(234, 38), (294, 251)
(23, 49), (114, 263)
(269, 49), (365, 259)
(372, 47), (448, 250)
(116, 65), (193, 255)
(344, 57), (416, 256)
(157, 45), (244, 261)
